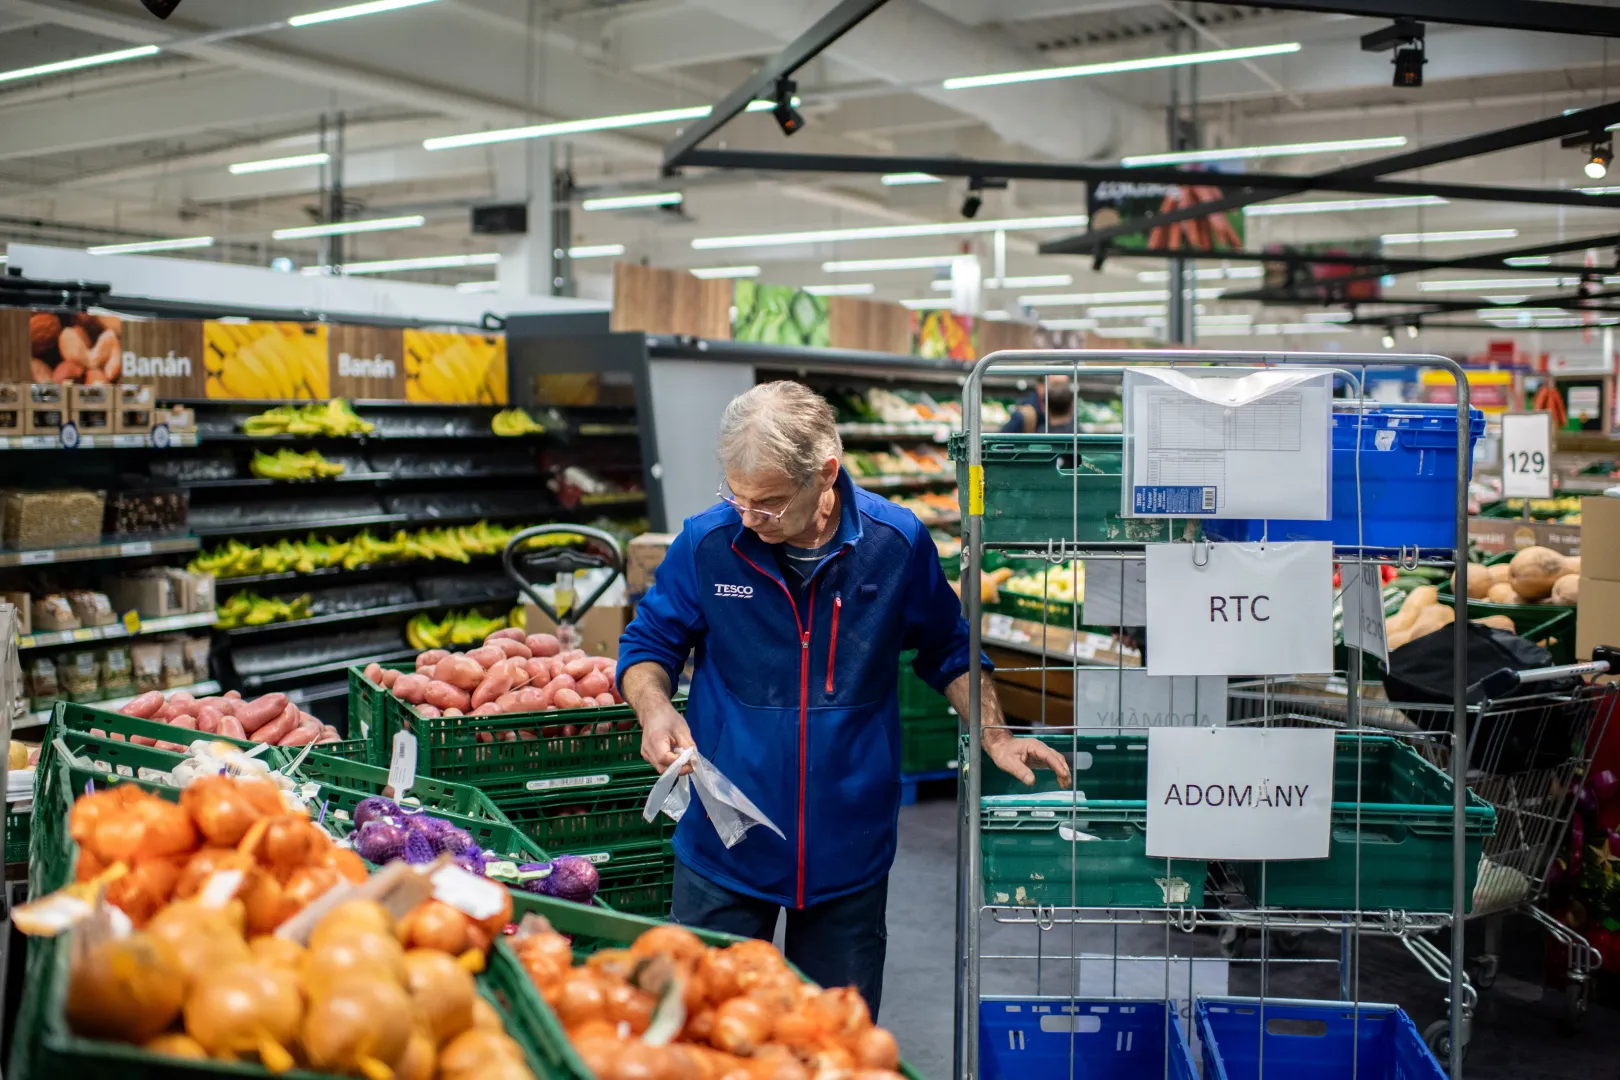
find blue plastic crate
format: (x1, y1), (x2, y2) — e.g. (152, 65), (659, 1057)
(1197, 998), (1445, 1080)
(980, 998), (1198, 1080)
(1204, 404), (1485, 550)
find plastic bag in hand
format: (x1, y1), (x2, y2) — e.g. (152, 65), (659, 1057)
(643, 746), (785, 849)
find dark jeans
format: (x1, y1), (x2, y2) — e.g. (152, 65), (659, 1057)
(670, 858), (889, 1019)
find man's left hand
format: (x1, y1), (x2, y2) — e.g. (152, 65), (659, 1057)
(984, 731), (1072, 788)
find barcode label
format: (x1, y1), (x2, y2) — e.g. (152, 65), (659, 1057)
(1202, 486), (1217, 511)
(1133, 485), (1219, 516)
(20, 550), (55, 565)
(119, 541), (153, 556)
(526, 772), (611, 792)
(570, 851), (613, 864)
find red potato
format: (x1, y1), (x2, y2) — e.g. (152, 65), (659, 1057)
(416, 649), (450, 671)
(415, 705), (443, 719)
(219, 717), (247, 740)
(595, 694), (616, 708)
(196, 705), (224, 734)
(363, 662), (384, 684)
(472, 669), (513, 709)
(433, 656), (484, 692)
(525, 633), (561, 657)
(590, 656), (614, 670)
(380, 668), (401, 689)
(614, 719), (636, 732)
(130, 735), (159, 747)
(278, 723), (320, 748)
(490, 638), (532, 660)
(560, 649), (587, 664)
(497, 730), (518, 742)
(524, 657), (550, 684)
(155, 740), (188, 753)
(424, 680), (471, 712)
(392, 673), (431, 705)
(518, 729), (538, 740)
(237, 693), (289, 734)
(316, 727), (342, 744)
(552, 688), (584, 709)
(472, 703), (502, 716)
(485, 628), (526, 643)
(443, 708), (463, 717)
(545, 674), (576, 695)
(495, 692), (520, 712)
(119, 691), (164, 719)
(563, 657), (595, 681)
(577, 671), (611, 699)
(196, 695), (234, 714)
(251, 704), (299, 744)
(513, 688), (547, 712)
(169, 715), (198, 732)
(224, 690), (242, 700)
(465, 645), (506, 670)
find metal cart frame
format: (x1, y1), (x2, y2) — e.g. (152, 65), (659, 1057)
(956, 350), (1475, 1080)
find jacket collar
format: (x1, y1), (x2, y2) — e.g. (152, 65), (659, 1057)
(729, 466), (864, 579)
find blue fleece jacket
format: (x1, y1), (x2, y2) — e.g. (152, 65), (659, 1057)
(617, 467), (983, 908)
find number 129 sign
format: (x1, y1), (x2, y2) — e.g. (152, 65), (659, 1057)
(1501, 412), (1553, 499)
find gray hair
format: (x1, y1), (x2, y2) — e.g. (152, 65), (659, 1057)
(717, 381), (843, 487)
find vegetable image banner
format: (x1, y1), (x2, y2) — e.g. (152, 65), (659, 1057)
(403, 329), (508, 404)
(205, 321), (330, 399)
(912, 310), (976, 361)
(1087, 172), (1245, 252)
(1262, 239), (1383, 301)
(732, 281), (831, 347)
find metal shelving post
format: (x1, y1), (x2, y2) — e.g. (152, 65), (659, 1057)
(956, 349), (1476, 1080)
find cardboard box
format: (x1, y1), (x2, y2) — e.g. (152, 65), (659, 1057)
(116, 383), (155, 409)
(156, 405), (196, 433)
(68, 383), (112, 435)
(2, 593), (30, 635)
(1468, 517), (1582, 558)
(626, 532), (677, 601)
(23, 383), (63, 437)
(525, 602), (631, 659)
(1578, 578), (1620, 660)
(0, 384), (22, 437)
(1579, 497), (1620, 581)
(114, 383), (155, 435)
(103, 572), (184, 618)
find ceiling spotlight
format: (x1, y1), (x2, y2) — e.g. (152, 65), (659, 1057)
(1381, 332), (1396, 349)
(1406, 324), (1419, 339)
(961, 179), (983, 221)
(1587, 140), (1613, 180)
(772, 78), (804, 137)
(1362, 19), (1425, 89)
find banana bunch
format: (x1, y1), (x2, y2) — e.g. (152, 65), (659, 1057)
(250, 448), (346, 480)
(240, 399), (373, 437)
(406, 608), (513, 650)
(404, 330), (506, 404)
(491, 408), (545, 436)
(206, 322), (330, 400)
(216, 590), (313, 629)
(189, 521), (561, 580)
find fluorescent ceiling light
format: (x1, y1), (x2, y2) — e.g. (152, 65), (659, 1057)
(805, 283), (875, 296)
(1480, 295), (1533, 305)
(1477, 307), (1564, 317)
(944, 42), (1300, 90)
(272, 214), (424, 240)
(289, 0), (439, 27)
(900, 298), (953, 310)
(1088, 304), (1169, 318)
(881, 173), (942, 186)
(823, 255), (961, 273)
(1417, 277), (1567, 292)
(689, 266), (759, 279)
(1256, 323), (1342, 335)
(1019, 288), (1224, 306)
(229, 152), (330, 175)
(982, 311), (1012, 321)
(305, 252), (500, 275)
(1579, 185), (1620, 195)
(0, 45), (160, 85)
(1381, 228), (1518, 245)
(691, 214), (1088, 251)
(567, 244), (625, 259)
(1090, 325), (1159, 338)
(87, 235), (214, 256)
(930, 274), (1074, 291)
(1244, 195), (1447, 216)
(1040, 319), (1098, 330)
(455, 280), (499, 293)
(1122, 136), (1406, 168)
(581, 192), (683, 212)
(1198, 314), (1255, 325)
(1503, 256), (1552, 267)
(1301, 311), (1354, 322)
(424, 100), (783, 152)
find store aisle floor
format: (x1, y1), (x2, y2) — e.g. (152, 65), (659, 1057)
(885, 793), (1619, 1079)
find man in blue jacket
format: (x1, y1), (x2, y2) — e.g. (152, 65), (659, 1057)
(617, 380), (1071, 1017)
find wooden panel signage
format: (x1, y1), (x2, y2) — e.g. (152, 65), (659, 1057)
(610, 263), (732, 339)
(122, 317), (206, 398)
(0, 309), (28, 383)
(402, 329), (508, 404)
(328, 324), (406, 400)
(203, 321), (330, 399)
(828, 297), (911, 355)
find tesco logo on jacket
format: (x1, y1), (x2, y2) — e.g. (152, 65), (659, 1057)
(714, 583), (755, 598)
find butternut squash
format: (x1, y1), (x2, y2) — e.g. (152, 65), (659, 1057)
(1509, 546), (1570, 602)
(1551, 574), (1580, 606)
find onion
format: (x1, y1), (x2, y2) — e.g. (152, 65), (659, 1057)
(173, 847), (251, 901)
(144, 1033), (209, 1059)
(631, 925), (707, 964)
(354, 820), (409, 864)
(181, 775), (269, 847)
(302, 977), (413, 1078)
(396, 1027), (437, 1080)
(303, 930), (407, 998)
(403, 948), (478, 1044)
(65, 933), (185, 1043)
(352, 795), (401, 829)
(399, 900), (473, 954)
(523, 855), (600, 905)
(471, 996), (505, 1033)
(105, 853), (186, 928)
(404, 827), (437, 864)
(437, 1029), (528, 1080)
(283, 865), (345, 911)
(256, 816), (327, 880)
(184, 962), (303, 1070)
(852, 1027), (900, 1069)
(321, 846), (370, 884)
(311, 900), (396, 946)
(148, 902), (252, 991)
(249, 935), (306, 972)
(1595, 769), (1620, 804)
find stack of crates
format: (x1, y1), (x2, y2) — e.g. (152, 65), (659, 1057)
(351, 661), (681, 918)
(899, 650), (958, 794)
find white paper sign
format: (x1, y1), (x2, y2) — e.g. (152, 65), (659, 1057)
(1145, 727), (1335, 861)
(1081, 560), (1147, 627)
(1338, 563), (1388, 666)
(387, 730), (417, 798)
(1071, 670), (1226, 728)
(1144, 541), (1334, 677)
(1123, 368), (1333, 520)
(1501, 412), (1553, 499)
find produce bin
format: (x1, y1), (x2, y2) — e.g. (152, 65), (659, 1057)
(494, 775), (673, 858)
(343, 660), (411, 759)
(1436, 558), (1577, 666)
(980, 734), (1206, 908)
(491, 892), (929, 1080)
(1197, 998), (1446, 1080)
(52, 700), (296, 771)
(1204, 404), (1486, 550)
(950, 432), (1177, 545)
(589, 846), (675, 917)
(290, 753), (511, 825)
(901, 713), (959, 775)
(315, 779), (545, 866)
(1231, 735), (1495, 913)
(980, 998), (1198, 1080)
(6, 800), (30, 865)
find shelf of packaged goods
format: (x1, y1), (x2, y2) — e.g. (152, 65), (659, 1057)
(240, 648), (417, 689)
(208, 553), (511, 588)
(198, 429), (552, 443)
(0, 432), (200, 450)
(188, 514), (412, 538)
(18, 611), (217, 651)
(21, 679), (222, 729)
(180, 471), (397, 489)
(0, 536), (200, 568)
(836, 422), (956, 441)
(853, 474), (957, 491)
(222, 593), (517, 638)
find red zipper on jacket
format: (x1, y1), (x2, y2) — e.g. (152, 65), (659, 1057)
(826, 592), (841, 695)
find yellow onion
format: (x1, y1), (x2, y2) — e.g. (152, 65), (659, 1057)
(437, 1028), (527, 1080)
(402, 949), (477, 1045)
(248, 935), (306, 972)
(64, 933), (185, 1043)
(144, 1033), (209, 1059)
(302, 930), (406, 999)
(302, 976), (412, 1080)
(183, 962), (303, 1070)
(309, 899), (395, 947)
(394, 1026), (437, 1080)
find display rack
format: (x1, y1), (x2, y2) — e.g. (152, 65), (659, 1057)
(956, 350), (1480, 1080)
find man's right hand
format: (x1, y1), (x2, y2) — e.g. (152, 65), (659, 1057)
(640, 699), (696, 774)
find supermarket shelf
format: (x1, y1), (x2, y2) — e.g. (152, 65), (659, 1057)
(571, 491), (647, 507)
(198, 430), (548, 444)
(0, 535), (200, 568)
(575, 423), (640, 436)
(0, 432), (200, 450)
(854, 474), (956, 491)
(20, 679), (222, 729)
(181, 471), (395, 489)
(209, 553), (508, 588)
(222, 593), (517, 638)
(19, 611), (217, 651)
(837, 422), (956, 441)
(189, 514), (411, 538)
(240, 648), (415, 689)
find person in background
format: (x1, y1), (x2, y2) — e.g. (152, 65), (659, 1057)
(1000, 374), (1075, 434)
(616, 381), (1071, 1018)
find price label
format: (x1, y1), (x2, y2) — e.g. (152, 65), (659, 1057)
(526, 773), (610, 792)
(20, 550), (55, 565)
(1501, 412), (1553, 499)
(430, 865), (506, 920)
(387, 730), (417, 798)
(121, 610), (141, 634)
(119, 541), (153, 557)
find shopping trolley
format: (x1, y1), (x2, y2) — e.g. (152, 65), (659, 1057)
(1228, 645), (1620, 1041)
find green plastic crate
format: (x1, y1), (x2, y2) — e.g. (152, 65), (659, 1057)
(898, 650), (952, 721)
(314, 780), (545, 865)
(901, 713), (959, 775)
(489, 893), (928, 1080)
(345, 661), (411, 756)
(51, 700), (295, 771)
(980, 734), (1206, 908)
(494, 775), (672, 857)
(6, 803), (30, 864)
(1433, 590), (1577, 665)
(1232, 735), (1496, 913)
(291, 753), (511, 825)
(591, 847), (675, 917)
(950, 432), (1178, 545)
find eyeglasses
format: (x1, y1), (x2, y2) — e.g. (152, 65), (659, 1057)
(717, 480), (804, 523)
